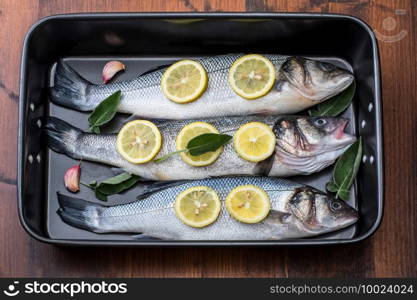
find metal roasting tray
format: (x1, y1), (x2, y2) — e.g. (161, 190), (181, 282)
(18, 13), (383, 246)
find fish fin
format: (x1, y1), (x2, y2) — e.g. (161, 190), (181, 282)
(110, 167), (129, 176)
(57, 192), (105, 232)
(139, 64), (171, 77)
(123, 117), (172, 127)
(146, 118), (173, 125)
(121, 114), (140, 124)
(208, 174), (260, 179)
(131, 234), (160, 241)
(253, 150), (276, 176)
(137, 180), (189, 200)
(49, 60), (92, 111)
(108, 168), (149, 182)
(43, 117), (83, 159)
(263, 210), (292, 225)
(119, 115), (173, 129)
(274, 77), (288, 93)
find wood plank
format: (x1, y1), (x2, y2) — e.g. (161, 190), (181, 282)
(367, 0), (417, 277)
(0, 0), (39, 186)
(36, 0), (245, 15)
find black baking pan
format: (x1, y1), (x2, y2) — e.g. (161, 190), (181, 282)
(18, 13), (383, 246)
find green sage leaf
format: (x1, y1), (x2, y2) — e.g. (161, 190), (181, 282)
(85, 172), (140, 201)
(326, 181), (339, 193)
(89, 180), (97, 187)
(326, 138), (362, 201)
(153, 133), (232, 162)
(97, 175), (140, 195)
(187, 133), (232, 156)
(95, 189), (108, 202)
(309, 82), (356, 117)
(153, 149), (188, 163)
(92, 127), (100, 134)
(100, 172), (132, 185)
(337, 189), (350, 201)
(88, 90), (121, 133)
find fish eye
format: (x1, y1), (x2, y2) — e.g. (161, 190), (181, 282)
(330, 201), (342, 211)
(314, 118), (327, 127)
(318, 62), (336, 72)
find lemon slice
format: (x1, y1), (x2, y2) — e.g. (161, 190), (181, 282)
(233, 122), (276, 162)
(226, 184), (270, 223)
(116, 120), (162, 164)
(175, 186), (221, 228)
(176, 122), (222, 167)
(161, 59), (208, 103)
(228, 54), (276, 100)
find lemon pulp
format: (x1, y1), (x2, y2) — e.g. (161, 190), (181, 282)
(175, 186), (221, 228)
(228, 54), (276, 100)
(233, 122), (276, 162)
(226, 184), (271, 223)
(161, 60), (208, 103)
(116, 120), (162, 164)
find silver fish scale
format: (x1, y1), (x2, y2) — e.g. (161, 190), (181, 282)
(152, 115), (280, 178)
(73, 115), (293, 181)
(61, 112), (352, 181)
(201, 54), (287, 74)
(100, 54), (287, 90)
(85, 54), (298, 119)
(92, 177), (307, 240)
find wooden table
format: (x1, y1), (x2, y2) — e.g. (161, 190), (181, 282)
(0, 0), (416, 278)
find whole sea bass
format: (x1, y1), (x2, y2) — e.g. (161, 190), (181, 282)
(45, 115), (355, 181)
(50, 55), (353, 119)
(57, 176), (358, 240)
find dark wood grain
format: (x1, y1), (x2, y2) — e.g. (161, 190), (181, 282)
(0, 0), (416, 278)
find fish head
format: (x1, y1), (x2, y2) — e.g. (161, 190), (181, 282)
(274, 116), (356, 156)
(273, 116), (356, 173)
(280, 57), (354, 101)
(313, 192), (358, 230)
(288, 187), (358, 233)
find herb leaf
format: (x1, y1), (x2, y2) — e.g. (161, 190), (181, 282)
(100, 172), (132, 185)
(309, 82), (356, 117)
(154, 133), (232, 163)
(187, 133), (232, 156)
(326, 138), (362, 201)
(85, 172), (140, 201)
(325, 181), (338, 193)
(153, 149), (188, 163)
(89, 180), (98, 187)
(95, 189), (108, 201)
(88, 90), (121, 133)
(97, 175), (140, 195)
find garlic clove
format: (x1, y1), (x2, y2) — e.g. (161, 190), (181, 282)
(102, 61), (125, 84)
(64, 165), (81, 193)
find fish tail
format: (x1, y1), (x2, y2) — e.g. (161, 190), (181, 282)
(43, 117), (83, 159)
(57, 193), (106, 233)
(49, 60), (93, 111)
